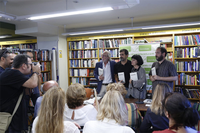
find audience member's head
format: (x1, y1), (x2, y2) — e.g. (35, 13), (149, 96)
(36, 87), (65, 133)
(163, 92), (199, 130)
(12, 54), (32, 75)
(66, 83), (86, 109)
(150, 83), (172, 115)
(43, 80), (59, 94)
(97, 90), (128, 126)
(0, 49), (14, 69)
(106, 83), (127, 98)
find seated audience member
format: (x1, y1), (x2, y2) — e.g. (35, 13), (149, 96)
(83, 90), (135, 133)
(153, 93), (199, 133)
(34, 80), (59, 117)
(32, 87), (80, 133)
(140, 83), (173, 133)
(64, 83), (97, 126)
(106, 82), (127, 98)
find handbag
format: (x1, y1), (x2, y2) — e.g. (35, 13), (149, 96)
(0, 93), (23, 133)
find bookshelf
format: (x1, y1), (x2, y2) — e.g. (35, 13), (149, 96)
(67, 36), (133, 88)
(67, 28), (200, 101)
(173, 33), (200, 101)
(0, 39), (52, 84)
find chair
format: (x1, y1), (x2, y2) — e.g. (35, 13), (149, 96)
(126, 103), (143, 131)
(85, 88), (94, 98)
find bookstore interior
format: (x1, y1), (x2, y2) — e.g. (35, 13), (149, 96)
(0, 0), (200, 101)
(0, 2), (199, 105)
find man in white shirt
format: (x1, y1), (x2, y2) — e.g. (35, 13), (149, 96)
(94, 51), (116, 97)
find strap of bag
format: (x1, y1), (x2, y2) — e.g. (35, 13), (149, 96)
(11, 92), (23, 116)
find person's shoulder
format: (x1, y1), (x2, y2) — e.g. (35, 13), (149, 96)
(153, 129), (175, 133)
(63, 121), (79, 132)
(110, 60), (116, 64)
(123, 126), (135, 133)
(36, 96), (43, 103)
(84, 104), (97, 111)
(185, 127), (197, 133)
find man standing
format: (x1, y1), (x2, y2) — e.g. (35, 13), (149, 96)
(25, 51), (41, 106)
(34, 80), (59, 117)
(94, 51), (116, 97)
(149, 47), (177, 93)
(114, 49), (133, 94)
(0, 54), (41, 133)
(0, 49), (15, 74)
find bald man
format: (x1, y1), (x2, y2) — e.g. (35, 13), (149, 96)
(34, 80), (59, 117)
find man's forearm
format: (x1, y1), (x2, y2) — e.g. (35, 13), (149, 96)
(158, 76), (178, 82)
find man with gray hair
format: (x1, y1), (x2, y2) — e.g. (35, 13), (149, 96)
(34, 80), (59, 117)
(94, 51), (116, 97)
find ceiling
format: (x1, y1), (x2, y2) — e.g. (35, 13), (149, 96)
(0, 0), (200, 37)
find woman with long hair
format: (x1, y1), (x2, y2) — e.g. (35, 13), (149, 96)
(83, 90), (135, 133)
(154, 93), (199, 133)
(32, 86), (80, 133)
(140, 83), (172, 133)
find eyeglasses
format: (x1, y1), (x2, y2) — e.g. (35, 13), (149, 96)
(0, 49), (12, 58)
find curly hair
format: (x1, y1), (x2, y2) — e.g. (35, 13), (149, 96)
(106, 83), (127, 98)
(66, 83), (86, 109)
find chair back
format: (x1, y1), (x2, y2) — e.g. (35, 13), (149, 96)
(85, 88), (94, 98)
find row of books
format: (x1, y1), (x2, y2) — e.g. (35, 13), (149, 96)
(175, 87), (200, 99)
(175, 60), (200, 72)
(70, 59), (98, 68)
(174, 35), (200, 46)
(69, 50), (98, 58)
(71, 77), (98, 86)
(70, 69), (94, 77)
(41, 62), (51, 71)
(174, 47), (200, 58)
(99, 49), (119, 58)
(69, 40), (98, 50)
(41, 72), (51, 83)
(20, 43), (36, 49)
(176, 73), (200, 85)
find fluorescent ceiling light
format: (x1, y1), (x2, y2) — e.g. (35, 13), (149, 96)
(28, 7), (113, 20)
(63, 29), (123, 36)
(0, 13), (15, 20)
(142, 22), (200, 29)
(0, 35), (12, 38)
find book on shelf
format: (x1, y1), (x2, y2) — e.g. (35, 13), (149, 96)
(174, 47), (199, 58)
(70, 59), (98, 68)
(20, 43), (36, 49)
(41, 72), (51, 83)
(71, 77), (89, 85)
(99, 49), (119, 58)
(99, 38), (132, 48)
(160, 38), (172, 42)
(69, 50), (98, 58)
(175, 87), (200, 99)
(69, 40), (98, 50)
(174, 35), (200, 46)
(175, 60), (199, 72)
(176, 73), (200, 85)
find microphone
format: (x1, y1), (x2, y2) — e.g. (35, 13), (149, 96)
(139, 82), (145, 92)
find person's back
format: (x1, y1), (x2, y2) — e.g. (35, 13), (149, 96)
(83, 90), (135, 133)
(140, 83), (172, 133)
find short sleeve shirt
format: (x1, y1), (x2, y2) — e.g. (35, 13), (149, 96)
(149, 60), (177, 92)
(0, 69), (29, 131)
(114, 60), (133, 88)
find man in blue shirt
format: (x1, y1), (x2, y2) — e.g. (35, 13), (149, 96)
(0, 49), (16, 74)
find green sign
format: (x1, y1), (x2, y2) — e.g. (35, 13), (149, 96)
(147, 56), (156, 62)
(119, 46), (131, 52)
(139, 45), (151, 51)
(144, 68), (151, 74)
(127, 57), (132, 61)
(147, 79), (152, 85)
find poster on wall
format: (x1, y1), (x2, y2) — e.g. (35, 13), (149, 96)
(119, 43), (160, 90)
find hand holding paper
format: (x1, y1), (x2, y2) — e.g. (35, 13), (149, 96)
(118, 72), (125, 83)
(151, 67), (156, 76)
(98, 68), (103, 76)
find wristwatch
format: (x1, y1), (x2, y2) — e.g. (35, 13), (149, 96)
(32, 72), (39, 75)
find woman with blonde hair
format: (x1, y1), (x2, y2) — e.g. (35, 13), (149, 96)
(32, 86), (80, 133)
(106, 82), (127, 98)
(64, 83), (97, 126)
(83, 90), (135, 133)
(140, 83), (172, 133)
